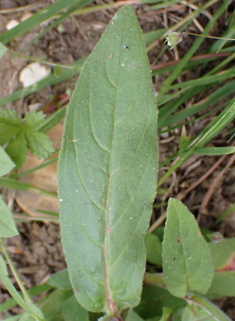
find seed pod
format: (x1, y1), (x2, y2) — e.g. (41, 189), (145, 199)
(165, 31), (183, 49)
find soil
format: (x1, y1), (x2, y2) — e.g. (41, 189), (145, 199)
(1, 0), (235, 319)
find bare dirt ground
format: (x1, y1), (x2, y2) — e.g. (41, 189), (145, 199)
(1, 0), (235, 319)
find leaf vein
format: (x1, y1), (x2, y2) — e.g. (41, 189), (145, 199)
(109, 147), (154, 267)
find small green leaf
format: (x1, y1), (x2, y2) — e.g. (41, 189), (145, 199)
(145, 233), (162, 265)
(0, 42), (7, 58)
(207, 271), (235, 298)
(208, 238), (235, 270)
(162, 198), (214, 298)
(47, 269), (71, 290)
(0, 109), (23, 145)
(0, 124), (23, 145)
(41, 289), (73, 321)
(0, 198), (19, 237)
(5, 130), (27, 168)
(0, 108), (22, 125)
(134, 285), (185, 319)
(24, 110), (46, 130)
(37, 106), (66, 132)
(25, 130), (54, 159)
(63, 295), (89, 321)
(0, 146), (15, 176)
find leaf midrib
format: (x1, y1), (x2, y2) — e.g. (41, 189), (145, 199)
(103, 13), (129, 316)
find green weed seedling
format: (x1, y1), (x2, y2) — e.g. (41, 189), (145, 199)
(0, 3), (235, 321)
(0, 109), (54, 168)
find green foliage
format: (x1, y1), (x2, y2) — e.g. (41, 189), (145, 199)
(179, 127), (190, 155)
(134, 284), (185, 319)
(40, 289), (73, 321)
(181, 303), (215, 321)
(46, 269), (71, 290)
(207, 271), (235, 298)
(0, 109), (54, 167)
(187, 293), (233, 321)
(145, 233), (162, 265)
(0, 42), (7, 58)
(0, 146), (18, 239)
(0, 146), (15, 176)
(196, 146), (235, 155)
(58, 5), (158, 316)
(63, 295), (90, 321)
(209, 237), (235, 270)
(1, 0), (235, 320)
(0, 199), (18, 237)
(0, 254), (44, 320)
(162, 198), (214, 297)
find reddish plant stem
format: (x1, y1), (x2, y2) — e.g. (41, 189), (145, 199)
(103, 222), (120, 318)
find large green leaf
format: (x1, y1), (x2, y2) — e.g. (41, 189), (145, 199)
(162, 198), (214, 298)
(58, 5), (158, 317)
